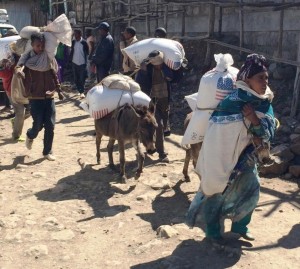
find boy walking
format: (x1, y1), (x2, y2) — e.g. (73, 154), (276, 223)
(16, 33), (64, 161)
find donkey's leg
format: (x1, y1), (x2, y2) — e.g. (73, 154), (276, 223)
(96, 133), (102, 165)
(183, 148), (192, 182)
(107, 138), (116, 170)
(133, 139), (145, 179)
(118, 140), (127, 183)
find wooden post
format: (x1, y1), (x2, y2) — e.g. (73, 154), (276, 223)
(239, 0), (244, 56)
(164, 5), (168, 32)
(146, 0), (150, 36)
(181, 6), (186, 38)
(218, 6), (223, 37)
(277, 0), (285, 58)
(82, 0), (85, 23)
(204, 4), (215, 67)
(155, 0), (159, 29)
(128, 0), (131, 26)
(290, 35), (300, 117)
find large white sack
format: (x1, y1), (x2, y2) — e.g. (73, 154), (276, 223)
(123, 38), (185, 70)
(44, 14), (72, 47)
(181, 54), (239, 145)
(0, 35), (20, 60)
(100, 74), (141, 92)
(44, 32), (59, 60)
(19, 26), (40, 39)
(184, 92), (198, 111)
(80, 85), (151, 119)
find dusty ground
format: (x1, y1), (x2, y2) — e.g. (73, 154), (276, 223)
(0, 92), (299, 269)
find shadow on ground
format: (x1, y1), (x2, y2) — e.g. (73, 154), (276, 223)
(131, 238), (242, 269)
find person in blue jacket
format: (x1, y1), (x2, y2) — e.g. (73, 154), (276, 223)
(136, 50), (175, 163)
(92, 22), (114, 82)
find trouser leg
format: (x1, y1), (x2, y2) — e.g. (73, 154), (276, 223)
(155, 98), (166, 157)
(96, 66), (109, 83)
(42, 99), (56, 155)
(231, 212), (253, 235)
(205, 195), (224, 239)
(27, 100), (44, 140)
(78, 64), (87, 93)
(8, 96), (25, 139)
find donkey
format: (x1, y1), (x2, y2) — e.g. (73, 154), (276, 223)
(182, 112), (202, 181)
(95, 103), (158, 183)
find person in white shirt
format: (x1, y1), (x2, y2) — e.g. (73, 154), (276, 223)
(70, 29), (89, 98)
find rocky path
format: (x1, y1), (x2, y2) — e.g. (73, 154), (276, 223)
(0, 93), (299, 269)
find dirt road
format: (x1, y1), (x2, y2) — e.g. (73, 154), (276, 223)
(0, 93), (299, 269)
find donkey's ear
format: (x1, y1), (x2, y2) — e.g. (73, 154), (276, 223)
(149, 99), (156, 114)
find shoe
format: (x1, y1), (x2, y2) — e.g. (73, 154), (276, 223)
(80, 93), (85, 99)
(25, 136), (33, 150)
(239, 232), (255, 241)
(164, 130), (171, 137)
(159, 155), (169, 163)
(11, 117), (15, 127)
(14, 136), (25, 142)
(44, 154), (56, 161)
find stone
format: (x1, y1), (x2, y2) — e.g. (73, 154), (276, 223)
(147, 178), (172, 190)
(51, 229), (75, 241)
(271, 144), (294, 161)
(290, 134), (300, 143)
(290, 143), (300, 155)
(16, 164), (28, 169)
(294, 125), (300, 134)
(259, 156), (289, 176)
(25, 245), (48, 257)
(32, 172), (47, 178)
(157, 225), (179, 239)
(289, 165), (300, 177)
(43, 217), (63, 231)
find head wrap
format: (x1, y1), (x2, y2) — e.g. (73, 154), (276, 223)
(154, 27), (167, 38)
(125, 26), (136, 36)
(96, 22), (110, 31)
(237, 54), (268, 81)
(147, 50), (164, 66)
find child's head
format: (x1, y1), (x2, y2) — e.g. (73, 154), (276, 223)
(31, 33), (45, 55)
(237, 54), (268, 95)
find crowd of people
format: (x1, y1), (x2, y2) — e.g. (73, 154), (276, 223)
(0, 20), (276, 243)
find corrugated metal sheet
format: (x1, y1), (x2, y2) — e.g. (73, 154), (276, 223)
(0, 0), (35, 31)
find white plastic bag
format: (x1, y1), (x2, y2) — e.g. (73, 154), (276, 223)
(19, 26), (40, 39)
(184, 93), (198, 111)
(123, 38), (185, 70)
(80, 85), (151, 119)
(100, 74), (141, 92)
(181, 54), (238, 145)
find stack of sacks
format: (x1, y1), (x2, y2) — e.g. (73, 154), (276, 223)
(80, 74), (151, 119)
(181, 53), (239, 145)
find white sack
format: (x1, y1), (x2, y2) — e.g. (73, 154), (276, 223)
(0, 35), (20, 60)
(44, 14), (72, 47)
(44, 32), (59, 60)
(181, 54), (239, 145)
(100, 74), (141, 92)
(19, 26), (40, 39)
(123, 38), (185, 70)
(80, 85), (151, 119)
(184, 92), (198, 111)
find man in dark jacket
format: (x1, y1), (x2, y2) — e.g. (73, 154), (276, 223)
(92, 22), (114, 82)
(70, 29), (89, 98)
(136, 50), (175, 163)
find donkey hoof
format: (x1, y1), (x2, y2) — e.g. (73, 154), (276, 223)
(135, 172), (141, 180)
(109, 163), (116, 170)
(184, 175), (191, 182)
(97, 160), (101, 165)
(120, 175), (127, 184)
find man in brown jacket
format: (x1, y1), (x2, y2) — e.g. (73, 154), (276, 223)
(120, 26), (138, 76)
(16, 33), (64, 161)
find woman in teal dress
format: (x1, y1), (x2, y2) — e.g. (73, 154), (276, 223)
(186, 54), (276, 241)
